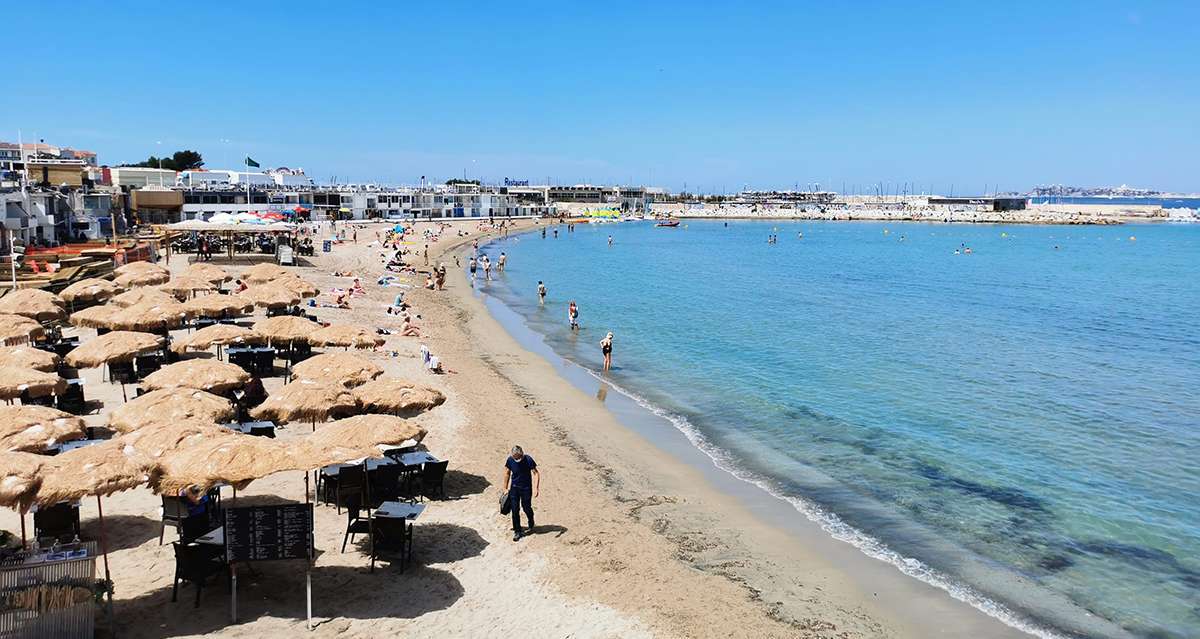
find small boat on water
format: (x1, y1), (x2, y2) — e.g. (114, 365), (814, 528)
(655, 219), (680, 227)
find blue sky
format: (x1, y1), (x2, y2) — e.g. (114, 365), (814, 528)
(5, 1), (1198, 193)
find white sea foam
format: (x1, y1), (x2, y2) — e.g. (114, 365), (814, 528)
(584, 368), (1069, 639)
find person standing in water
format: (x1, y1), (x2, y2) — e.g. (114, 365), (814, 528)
(607, 235), (613, 246)
(537, 281), (547, 305)
(469, 256), (477, 281)
(482, 254), (491, 281)
(498, 252), (507, 272)
(600, 332), (613, 370)
(568, 301), (579, 330)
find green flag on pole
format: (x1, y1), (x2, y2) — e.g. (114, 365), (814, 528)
(245, 156), (260, 168)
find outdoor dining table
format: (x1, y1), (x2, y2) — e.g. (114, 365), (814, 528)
(396, 451), (438, 468)
(372, 501), (425, 521)
(195, 527), (224, 547)
(223, 420), (276, 437)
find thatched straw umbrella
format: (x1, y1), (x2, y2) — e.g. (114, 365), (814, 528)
(0, 346), (59, 372)
(181, 294), (255, 319)
(183, 263), (231, 285)
(107, 388), (234, 433)
(0, 367), (67, 401)
(237, 285), (301, 310)
(0, 314), (45, 346)
(65, 331), (163, 368)
(241, 263), (292, 285)
(0, 289), (67, 321)
(250, 379), (358, 426)
(273, 275), (320, 298)
(141, 359), (251, 394)
(293, 414), (426, 470)
(69, 303), (123, 329)
(158, 275), (216, 300)
(153, 433), (294, 495)
(59, 278), (123, 306)
(353, 379), (446, 416)
(113, 261), (170, 287)
(0, 451), (45, 511)
(103, 300), (191, 332)
(254, 315), (320, 346)
(0, 405), (87, 452)
(121, 420), (232, 462)
(110, 287), (178, 308)
(171, 324), (262, 356)
(291, 352), (383, 388)
(309, 324), (384, 350)
(32, 439), (153, 506)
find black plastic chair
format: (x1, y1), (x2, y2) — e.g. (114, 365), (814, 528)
(19, 389), (56, 407)
(33, 502), (80, 542)
(160, 496), (189, 544)
(56, 381), (86, 415)
(253, 349), (275, 376)
(369, 516), (413, 572)
(341, 497), (372, 553)
(171, 541), (227, 607)
(135, 354), (163, 380)
(228, 350), (254, 374)
(335, 465), (367, 514)
(418, 461), (449, 501)
(368, 465), (402, 507)
(108, 361), (136, 384)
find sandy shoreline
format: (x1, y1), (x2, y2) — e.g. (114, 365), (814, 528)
(2, 218), (1049, 638)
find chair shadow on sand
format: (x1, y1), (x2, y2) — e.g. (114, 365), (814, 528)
(80, 514), (163, 552)
(109, 562), (465, 638)
(441, 470), (491, 499)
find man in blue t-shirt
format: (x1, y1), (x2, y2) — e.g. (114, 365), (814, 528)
(503, 445), (541, 541)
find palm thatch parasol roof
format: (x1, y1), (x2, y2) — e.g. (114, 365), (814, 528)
(0, 289), (67, 321)
(32, 439), (153, 506)
(113, 261), (170, 287)
(250, 379), (358, 424)
(121, 420), (232, 463)
(103, 300), (192, 331)
(0, 314), (45, 346)
(236, 286), (301, 309)
(159, 275), (217, 299)
(0, 346), (59, 372)
(272, 275), (320, 298)
(110, 287), (178, 308)
(241, 263), (292, 285)
(0, 405), (87, 453)
(65, 331), (163, 368)
(293, 414), (426, 470)
(291, 352), (383, 387)
(183, 262), (231, 285)
(0, 367), (67, 400)
(353, 378), (446, 416)
(309, 324), (385, 350)
(181, 294), (255, 318)
(171, 324), (262, 354)
(253, 315), (320, 345)
(59, 278), (123, 304)
(153, 432), (294, 495)
(107, 388), (234, 433)
(68, 303), (123, 329)
(141, 359), (251, 394)
(0, 451), (47, 510)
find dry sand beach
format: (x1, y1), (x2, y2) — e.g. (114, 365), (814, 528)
(2, 218), (1033, 639)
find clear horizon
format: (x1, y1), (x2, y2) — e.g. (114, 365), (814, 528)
(5, 1), (1198, 193)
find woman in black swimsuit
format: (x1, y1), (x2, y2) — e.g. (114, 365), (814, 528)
(600, 332), (613, 371)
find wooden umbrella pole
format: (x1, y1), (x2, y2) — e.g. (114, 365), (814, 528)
(19, 510), (26, 547)
(96, 496), (115, 631)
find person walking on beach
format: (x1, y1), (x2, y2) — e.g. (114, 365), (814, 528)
(600, 332), (613, 370)
(568, 301), (579, 330)
(503, 445), (540, 541)
(537, 281), (546, 305)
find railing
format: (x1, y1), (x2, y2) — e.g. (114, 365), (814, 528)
(0, 541), (98, 639)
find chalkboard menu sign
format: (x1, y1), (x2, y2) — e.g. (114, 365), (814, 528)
(224, 504), (313, 562)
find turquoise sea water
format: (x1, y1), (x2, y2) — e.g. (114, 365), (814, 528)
(478, 220), (1200, 639)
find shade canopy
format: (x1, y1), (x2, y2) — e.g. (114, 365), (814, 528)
(69, 303), (123, 329)
(107, 388), (235, 433)
(105, 300), (192, 332)
(0, 289), (67, 321)
(113, 261), (170, 287)
(181, 294), (255, 318)
(32, 439), (153, 507)
(183, 263), (231, 285)
(153, 432), (292, 495)
(0, 451), (48, 510)
(309, 324), (384, 350)
(0, 405), (87, 453)
(236, 286), (301, 309)
(159, 275), (217, 298)
(171, 324), (262, 354)
(293, 414), (426, 470)
(110, 287), (178, 308)
(353, 378), (446, 415)
(141, 359), (251, 394)
(291, 352), (383, 388)
(0, 346), (59, 372)
(272, 275), (320, 298)
(241, 263), (292, 284)
(0, 367), (67, 400)
(250, 379), (358, 424)
(0, 314), (45, 346)
(59, 278), (122, 304)
(66, 331), (163, 368)
(253, 315), (320, 344)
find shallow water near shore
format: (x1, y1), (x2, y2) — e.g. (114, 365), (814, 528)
(476, 220), (1200, 639)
